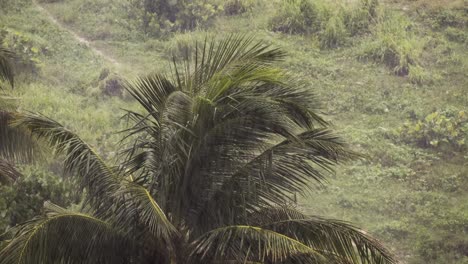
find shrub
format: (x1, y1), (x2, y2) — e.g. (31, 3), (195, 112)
(162, 33), (204, 60)
(268, 0), (308, 34)
(269, 0), (332, 34)
(345, 0), (379, 35)
(269, 0), (379, 48)
(320, 16), (347, 48)
(223, 0), (253, 16)
(396, 109), (468, 151)
(99, 73), (125, 97)
(128, 0), (222, 37)
(0, 29), (47, 77)
(37, 0), (63, 3)
(445, 27), (467, 43)
(433, 9), (467, 29)
(0, 167), (76, 231)
(360, 13), (424, 76)
(408, 64), (432, 85)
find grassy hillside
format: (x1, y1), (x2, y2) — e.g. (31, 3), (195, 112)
(1, 0), (467, 263)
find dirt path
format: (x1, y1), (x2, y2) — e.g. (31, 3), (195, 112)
(32, 0), (122, 69)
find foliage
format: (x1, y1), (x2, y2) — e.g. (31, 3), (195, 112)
(128, 0), (222, 37)
(223, 0), (252, 16)
(0, 36), (396, 264)
(432, 9), (467, 29)
(344, 0), (379, 36)
(0, 45), (14, 88)
(396, 109), (468, 151)
(0, 29), (45, 77)
(2, 0), (467, 262)
(320, 16), (347, 48)
(0, 166), (76, 231)
(269, 0), (379, 48)
(445, 27), (467, 43)
(269, 0), (328, 34)
(359, 13), (425, 76)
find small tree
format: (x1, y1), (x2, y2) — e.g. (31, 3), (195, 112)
(0, 36), (396, 263)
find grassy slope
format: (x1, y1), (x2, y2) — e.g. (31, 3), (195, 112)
(1, 0), (467, 263)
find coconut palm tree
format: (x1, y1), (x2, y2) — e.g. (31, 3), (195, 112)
(0, 36), (396, 263)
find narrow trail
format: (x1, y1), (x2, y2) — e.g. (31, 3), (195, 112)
(32, 0), (123, 70)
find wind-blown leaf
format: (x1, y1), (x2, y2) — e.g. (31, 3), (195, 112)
(115, 181), (177, 242)
(0, 111), (39, 164)
(12, 112), (120, 213)
(0, 158), (21, 184)
(0, 46), (14, 88)
(0, 203), (133, 264)
(189, 225), (325, 263)
(249, 207), (396, 264)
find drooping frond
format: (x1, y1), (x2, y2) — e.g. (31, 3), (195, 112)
(0, 46), (14, 88)
(190, 129), (357, 232)
(12, 112), (120, 212)
(0, 202), (133, 264)
(0, 111), (39, 164)
(189, 225), (325, 263)
(115, 181), (177, 243)
(248, 207), (397, 264)
(0, 158), (21, 184)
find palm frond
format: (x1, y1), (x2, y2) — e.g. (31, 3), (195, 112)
(0, 202), (133, 264)
(0, 158), (21, 184)
(190, 129), (357, 232)
(124, 74), (177, 121)
(0, 111), (39, 164)
(0, 46), (14, 88)
(115, 181), (177, 243)
(12, 112), (120, 213)
(189, 225), (325, 263)
(177, 34), (286, 94)
(249, 207), (397, 264)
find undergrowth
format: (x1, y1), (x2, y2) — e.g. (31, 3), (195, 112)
(359, 13), (426, 79)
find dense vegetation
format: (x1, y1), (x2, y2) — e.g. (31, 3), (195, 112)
(0, 0), (467, 263)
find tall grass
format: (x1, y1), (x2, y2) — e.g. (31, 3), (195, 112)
(360, 13), (425, 77)
(269, 0), (380, 48)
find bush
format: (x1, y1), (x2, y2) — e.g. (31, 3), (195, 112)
(360, 13), (424, 76)
(268, 0), (309, 34)
(223, 0), (252, 16)
(345, 0), (379, 35)
(269, 0), (379, 48)
(445, 27), (467, 43)
(162, 33), (204, 60)
(396, 109), (468, 151)
(0, 29), (47, 77)
(0, 167), (76, 231)
(320, 16), (347, 48)
(128, 0), (222, 37)
(99, 73), (125, 97)
(433, 9), (467, 29)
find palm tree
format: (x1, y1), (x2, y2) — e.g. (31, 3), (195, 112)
(0, 36), (396, 263)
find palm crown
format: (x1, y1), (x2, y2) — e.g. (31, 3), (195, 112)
(0, 36), (396, 263)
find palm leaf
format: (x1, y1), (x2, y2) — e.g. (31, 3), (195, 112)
(0, 202), (133, 264)
(0, 111), (39, 164)
(249, 207), (397, 264)
(0, 46), (14, 88)
(0, 158), (21, 184)
(189, 225), (325, 263)
(115, 181), (178, 243)
(12, 112), (120, 213)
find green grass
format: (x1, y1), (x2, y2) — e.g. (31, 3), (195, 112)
(1, 0), (467, 263)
